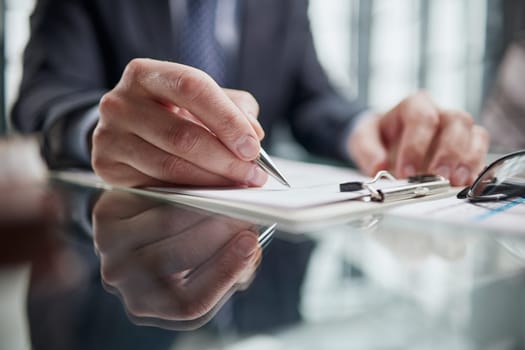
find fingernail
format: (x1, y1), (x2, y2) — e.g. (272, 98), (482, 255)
(454, 165), (470, 185)
(234, 235), (258, 258)
(236, 135), (259, 160)
(247, 166), (268, 186)
(435, 165), (451, 179)
(403, 164), (416, 177)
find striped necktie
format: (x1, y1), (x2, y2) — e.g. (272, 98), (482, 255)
(178, 0), (226, 85)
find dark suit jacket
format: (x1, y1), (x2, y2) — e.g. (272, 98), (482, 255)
(12, 0), (365, 167)
(482, 38), (525, 151)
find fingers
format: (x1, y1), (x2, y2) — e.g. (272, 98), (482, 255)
(94, 59), (269, 187)
(94, 193), (255, 288)
(176, 231), (261, 320)
(91, 161), (170, 188)
(109, 230), (260, 321)
(118, 59), (261, 161)
(93, 195), (218, 255)
(223, 89), (265, 140)
(348, 113), (389, 176)
(133, 216), (254, 275)
(372, 92), (489, 186)
(170, 90), (265, 140)
(380, 92), (440, 177)
(426, 110), (474, 183)
(93, 98), (268, 187)
(440, 124), (489, 186)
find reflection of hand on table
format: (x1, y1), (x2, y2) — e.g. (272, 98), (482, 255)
(92, 191), (263, 330)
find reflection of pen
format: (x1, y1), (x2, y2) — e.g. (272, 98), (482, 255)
(255, 148), (291, 187)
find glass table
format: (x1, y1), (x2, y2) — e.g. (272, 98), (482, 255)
(1, 178), (524, 350)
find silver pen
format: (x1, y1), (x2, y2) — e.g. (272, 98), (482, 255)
(255, 148), (291, 187)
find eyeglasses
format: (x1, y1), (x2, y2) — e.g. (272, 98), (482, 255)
(457, 150), (525, 202)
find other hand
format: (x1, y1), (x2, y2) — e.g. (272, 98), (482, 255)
(348, 92), (490, 186)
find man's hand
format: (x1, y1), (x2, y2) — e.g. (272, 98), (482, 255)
(92, 58), (268, 187)
(93, 191), (262, 329)
(348, 92), (490, 186)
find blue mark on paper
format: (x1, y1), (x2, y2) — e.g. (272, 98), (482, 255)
(474, 197), (525, 222)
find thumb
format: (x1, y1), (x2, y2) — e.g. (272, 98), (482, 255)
(348, 114), (389, 176)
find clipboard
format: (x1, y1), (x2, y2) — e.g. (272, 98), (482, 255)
(52, 159), (455, 232)
(339, 170), (450, 202)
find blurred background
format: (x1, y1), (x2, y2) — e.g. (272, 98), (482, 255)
(0, 2), (524, 349)
(0, 0), (524, 134)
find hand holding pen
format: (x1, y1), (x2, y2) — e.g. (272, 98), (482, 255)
(92, 59), (287, 188)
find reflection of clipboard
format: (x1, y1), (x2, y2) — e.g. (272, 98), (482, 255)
(339, 171), (450, 203)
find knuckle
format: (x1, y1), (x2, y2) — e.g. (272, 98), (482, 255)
(445, 110), (474, 127)
(124, 295), (148, 316)
(91, 125), (112, 149)
(173, 68), (211, 102)
(160, 155), (188, 180)
(99, 93), (121, 120)
(421, 111), (440, 127)
(91, 129), (113, 170)
(214, 114), (242, 140)
(475, 125), (491, 144)
(100, 263), (122, 285)
(91, 152), (104, 172)
(223, 158), (246, 180)
(168, 123), (200, 155)
(458, 111), (474, 126)
(98, 94), (128, 128)
(124, 58), (148, 81)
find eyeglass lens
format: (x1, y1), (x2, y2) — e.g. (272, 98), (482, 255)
(470, 152), (525, 200)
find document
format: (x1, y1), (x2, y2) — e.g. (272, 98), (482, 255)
(150, 158), (407, 209)
(53, 158), (451, 231)
(388, 195), (525, 235)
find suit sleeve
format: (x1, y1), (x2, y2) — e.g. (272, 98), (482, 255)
(285, 0), (367, 162)
(482, 39), (525, 152)
(11, 0), (107, 168)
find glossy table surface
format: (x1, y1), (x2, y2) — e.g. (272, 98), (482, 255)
(1, 178), (525, 350)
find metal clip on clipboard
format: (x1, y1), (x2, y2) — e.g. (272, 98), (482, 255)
(339, 170), (450, 203)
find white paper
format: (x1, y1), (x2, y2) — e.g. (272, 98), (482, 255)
(388, 195), (525, 234)
(150, 158), (407, 209)
(52, 158), (426, 230)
